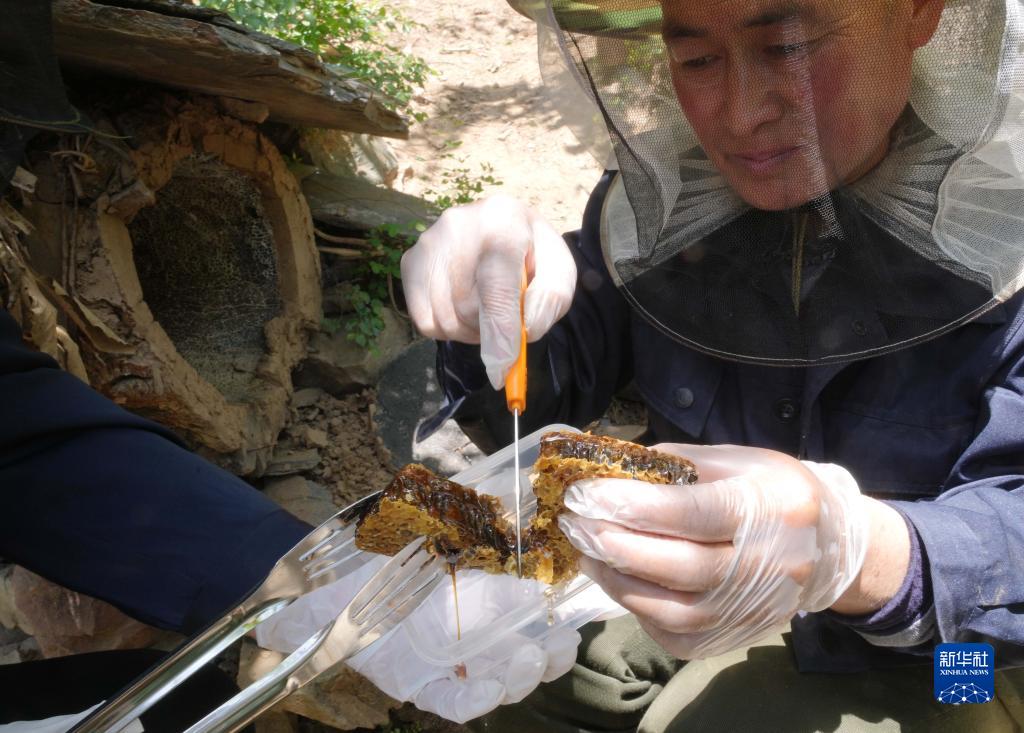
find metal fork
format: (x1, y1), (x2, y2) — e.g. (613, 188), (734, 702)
(185, 538), (445, 732)
(69, 490), (419, 733)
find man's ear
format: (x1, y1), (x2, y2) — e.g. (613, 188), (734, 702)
(909, 0), (945, 49)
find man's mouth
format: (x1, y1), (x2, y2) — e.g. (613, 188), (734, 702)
(729, 146), (802, 174)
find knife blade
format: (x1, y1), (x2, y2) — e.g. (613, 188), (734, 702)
(504, 267), (528, 578)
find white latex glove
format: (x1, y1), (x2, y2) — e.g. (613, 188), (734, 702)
(255, 558), (621, 724)
(557, 444), (869, 660)
(401, 196), (577, 388)
(0, 705), (143, 733)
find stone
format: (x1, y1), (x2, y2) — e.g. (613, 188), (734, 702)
(412, 420), (486, 477)
(0, 565), (16, 631)
(291, 388), (326, 409)
(253, 710), (299, 733)
(293, 308), (413, 396)
(322, 283), (356, 317)
(0, 633), (40, 666)
(3, 566), (164, 658)
(299, 426), (330, 449)
(265, 449), (322, 476)
(52, 0), (408, 136)
(0, 644), (21, 666)
(374, 339), (484, 475)
(302, 172), (437, 234)
(300, 129), (399, 188)
(263, 477), (337, 526)
(238, 639), (397, 730)
(218, 96), (271, 124)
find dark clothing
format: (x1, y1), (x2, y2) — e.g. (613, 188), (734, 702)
(471, 618), (1024, 733)
(0, 309), (311, 634)
(0, 649), (254, 733)
(435, 170), (1024, 672)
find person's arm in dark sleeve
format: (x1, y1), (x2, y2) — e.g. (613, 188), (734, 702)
(831, 315), (1024, 667)
(0, 310), (312, 634)
(423, 171), (633, 453)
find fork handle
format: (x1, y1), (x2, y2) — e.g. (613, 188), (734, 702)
(69, 598), (291, 733)
(182, 620), (338, 733)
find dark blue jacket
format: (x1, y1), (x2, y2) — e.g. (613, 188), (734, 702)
(0, 310), (311, 634)
(435, 171), (1024, 672)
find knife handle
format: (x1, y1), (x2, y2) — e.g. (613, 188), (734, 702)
(505, 267), (528, 414)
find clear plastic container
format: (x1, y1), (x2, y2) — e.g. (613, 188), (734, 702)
(402, 424), (612, 676)
(350, 423), (614, 679)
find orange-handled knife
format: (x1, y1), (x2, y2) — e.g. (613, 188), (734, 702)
(505, 267), (528, 577)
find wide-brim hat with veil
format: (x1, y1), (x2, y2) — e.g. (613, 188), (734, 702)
(510, 0), (1024, 365)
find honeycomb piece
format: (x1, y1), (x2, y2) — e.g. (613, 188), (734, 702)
(354, 435), (698, 585)
(526, 432), (699, 583)
(355, 464), (514, 573)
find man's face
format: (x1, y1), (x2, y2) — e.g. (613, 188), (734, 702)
(660, 0), (943, 210)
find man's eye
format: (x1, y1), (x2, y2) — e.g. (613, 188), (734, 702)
(681, 55), (718, 69)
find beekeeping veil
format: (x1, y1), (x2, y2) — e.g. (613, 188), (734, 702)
(512, 0), (1024, 365)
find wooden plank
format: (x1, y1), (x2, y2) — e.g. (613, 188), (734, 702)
(52, 0), (409, 138)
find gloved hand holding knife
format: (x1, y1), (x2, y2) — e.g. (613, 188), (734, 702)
(504, 267), (529, 577)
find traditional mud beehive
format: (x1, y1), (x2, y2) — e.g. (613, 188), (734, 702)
(7, 0), (411, 474)
(21, 96), (321, 475)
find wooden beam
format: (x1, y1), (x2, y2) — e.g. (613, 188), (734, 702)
(52, 0), (410, 138)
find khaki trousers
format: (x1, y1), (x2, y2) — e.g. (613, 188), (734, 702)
(471, 616), (1024, 733)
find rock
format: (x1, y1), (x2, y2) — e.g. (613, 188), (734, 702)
(291, 388), (327, 409)
(322, 283), (356, 317)
(0, 632), (40, 666)
(238, 639), (397, 730)
(298, 426), (330, 449)
(265, 449), (322, 476)
(0, 565), (15, 631)
(293, 308), (412, 396)
(412, 420), (486, 477)
(300, 129), (399, 188)
(263, 477), (337, 525)
(218, 96), (271, 124)
(2, 567), (164, 658)
(52, 0), (408, 136)
(254, 710), (299, 733)
(375, 339), (484, 475)
(302, 172), (438, 234)
(0, 644), (21, 666)
(0, 605), (29, 665)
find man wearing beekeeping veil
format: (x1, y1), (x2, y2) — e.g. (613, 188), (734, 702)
(400, 0), (1024, 729)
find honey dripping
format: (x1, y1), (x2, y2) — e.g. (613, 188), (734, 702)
(544, 586), (556, 626)
(448, 561), (461, 641)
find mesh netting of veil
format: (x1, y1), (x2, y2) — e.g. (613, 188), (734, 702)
(525, 0), (1024, 364)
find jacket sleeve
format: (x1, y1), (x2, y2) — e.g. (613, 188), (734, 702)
(0, 310), (312, 634)
(426, 171), (635, 453)
(885, 313), (1024, 667)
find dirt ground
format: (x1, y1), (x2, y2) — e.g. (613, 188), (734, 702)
(386, 0), (604, 235)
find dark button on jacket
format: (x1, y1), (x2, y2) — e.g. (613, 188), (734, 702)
(673, 387), (695, 409)
(775, 398), (799, 423)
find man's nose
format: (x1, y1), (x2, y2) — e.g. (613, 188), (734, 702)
(722, 60), (787, 137)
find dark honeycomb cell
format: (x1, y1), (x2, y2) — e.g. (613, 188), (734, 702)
(354, 435), (699, 584)
(129, 155), (281, 402)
